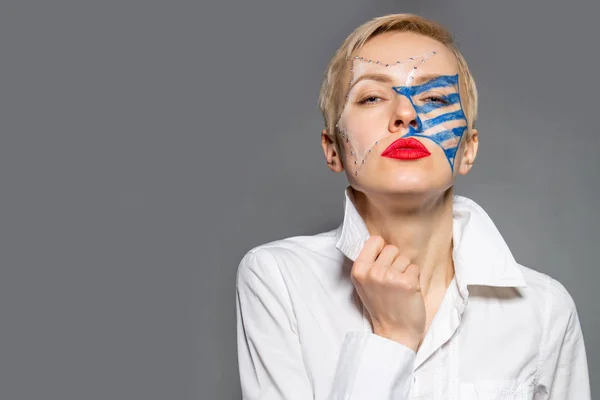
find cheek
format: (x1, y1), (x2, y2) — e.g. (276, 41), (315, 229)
(338, 107), (391, 155)
(343, 115), (382, 140)
(411, 103), (468, 172)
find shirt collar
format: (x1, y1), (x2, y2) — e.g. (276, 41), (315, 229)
(335, 187), (527, 295)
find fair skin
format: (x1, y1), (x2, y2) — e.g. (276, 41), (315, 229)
(321, 31), (479, 352)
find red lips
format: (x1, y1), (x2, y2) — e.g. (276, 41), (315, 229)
(381, 137), (431, 160)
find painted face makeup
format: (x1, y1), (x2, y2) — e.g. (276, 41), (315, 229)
(336, 51), (468, 176)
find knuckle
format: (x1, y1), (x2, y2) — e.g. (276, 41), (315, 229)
(371, 235), (384, 244)
(367, 267), (383, 282)
(383, 272), (399, 286)
(368, 236), (383, 248)
(405, 276), (420, 291)
(394, 255), (411, 267)
(366, 266), (378, 278)
(411, 265), (422, 277)
(383, 245), (399, 256)
(351, 267), (367, 281)
(395, 276), (411, 289)
(404, 277), (417, 288)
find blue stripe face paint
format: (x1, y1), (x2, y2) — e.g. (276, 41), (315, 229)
(391, 74), (467, 171)
(336, 52), (469, 176)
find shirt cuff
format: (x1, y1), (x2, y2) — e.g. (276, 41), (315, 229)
(332, 331), (416, 399)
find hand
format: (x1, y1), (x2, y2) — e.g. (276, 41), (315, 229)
(351, 236), (426, 351)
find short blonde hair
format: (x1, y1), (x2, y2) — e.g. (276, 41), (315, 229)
(318, 14), (478, 148)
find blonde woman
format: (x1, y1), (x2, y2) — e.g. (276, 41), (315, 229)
(236, 14), (590, 400)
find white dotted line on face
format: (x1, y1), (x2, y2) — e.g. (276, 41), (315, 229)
(336, 50), (438, 177)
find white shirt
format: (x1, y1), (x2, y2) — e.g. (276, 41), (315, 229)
(236, 188), (590, 399)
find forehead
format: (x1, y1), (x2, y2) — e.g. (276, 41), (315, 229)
(356, 31), (458, 76)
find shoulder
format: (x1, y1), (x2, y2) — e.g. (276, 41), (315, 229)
(236, 228), (342, 286)
(518, 264), (578, 330)
(519, 265), (575, 308)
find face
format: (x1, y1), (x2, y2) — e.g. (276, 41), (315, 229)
(323, 32), (478, 196)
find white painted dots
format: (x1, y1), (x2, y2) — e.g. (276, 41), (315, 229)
(336, 50), (438, 177)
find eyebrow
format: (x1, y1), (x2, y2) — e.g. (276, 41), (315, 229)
(349, 72), (454, 90)
(348, 73), (394, 92)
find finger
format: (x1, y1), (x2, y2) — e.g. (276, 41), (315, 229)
(404, 264), (422, 291)
(404, 263), (420, 278)
(388, 254), (411, 273)
(355, 236), (385, 263)
(352, 236), (385, 278)
(372, 245), (400, 272)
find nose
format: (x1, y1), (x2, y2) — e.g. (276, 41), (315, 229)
(389, 95), (420, 135)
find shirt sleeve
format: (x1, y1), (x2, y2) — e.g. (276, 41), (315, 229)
(537, 278), (591, 399)
(236, 249), (415, 400)
(236, 250), (313, 400)
(330, 331), (416, 399)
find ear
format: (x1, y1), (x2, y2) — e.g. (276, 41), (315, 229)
(457, 128), (478, 175)
(321, 129), (345, 172)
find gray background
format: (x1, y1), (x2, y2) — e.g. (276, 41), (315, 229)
(1, 0), (597, 399)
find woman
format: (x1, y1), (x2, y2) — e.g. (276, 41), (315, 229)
(236, 14), (590, 399)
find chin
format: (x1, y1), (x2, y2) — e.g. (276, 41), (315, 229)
(386, 172), (436, 194)
(353, 163), (452, 196)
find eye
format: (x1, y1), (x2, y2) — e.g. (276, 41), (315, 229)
(357, 96), (382, 105)
(423, 95), (448, 104)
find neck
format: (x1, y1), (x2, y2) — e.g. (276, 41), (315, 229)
(352, 187), (455, 297)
